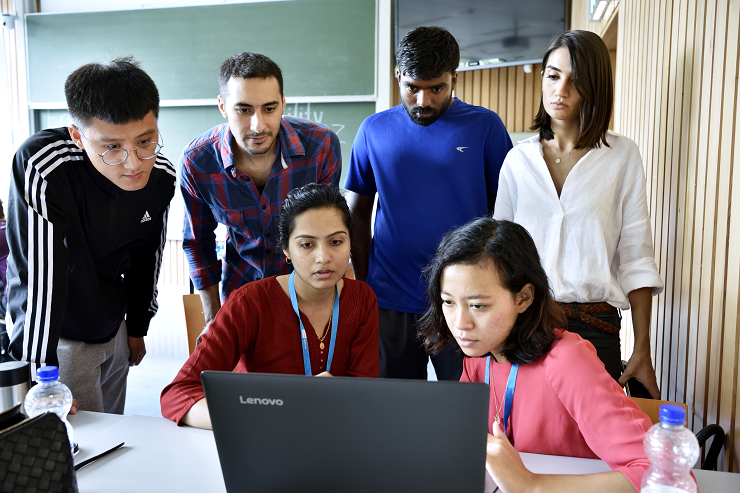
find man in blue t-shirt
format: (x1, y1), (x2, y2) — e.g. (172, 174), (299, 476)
(345, 27), (513, 380)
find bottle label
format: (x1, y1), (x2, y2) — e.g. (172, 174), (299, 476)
(641, 486), (691, 493)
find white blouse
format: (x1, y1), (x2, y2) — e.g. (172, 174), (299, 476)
(494, 132), (664, 309)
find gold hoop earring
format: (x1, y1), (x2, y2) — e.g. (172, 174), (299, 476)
(286, 257), (292, 264)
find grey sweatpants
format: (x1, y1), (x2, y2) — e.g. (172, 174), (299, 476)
(57, 321), (129, 414)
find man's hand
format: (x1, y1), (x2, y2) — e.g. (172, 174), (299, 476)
(128, 336), (146, 366)
(345, 191), (374, 282)
(69, 399), (79, 415)
(198, 285), (222, 328)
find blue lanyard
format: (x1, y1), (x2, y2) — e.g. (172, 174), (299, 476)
(484, 355), (519, 435)
(288, 272), (339, 375)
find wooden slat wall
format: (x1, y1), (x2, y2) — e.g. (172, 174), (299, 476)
(390, 64), (543, 133)
(572, 0), (740, 472)
(455, 64), (543, 132)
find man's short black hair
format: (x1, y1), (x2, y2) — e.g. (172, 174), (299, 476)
(64, 56), (159, 128)
(219, 52), (284, 98)
(396, 26), (460, 80)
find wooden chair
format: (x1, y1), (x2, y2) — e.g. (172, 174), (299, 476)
(631, 397), (687, 425)
(182, 294), (206, 355)
(631, 397), (725, 470)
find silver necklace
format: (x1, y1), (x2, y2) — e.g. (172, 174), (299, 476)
(545, 142), (574, 164)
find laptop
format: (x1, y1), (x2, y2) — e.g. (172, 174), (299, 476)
(201, 372), (489, 493)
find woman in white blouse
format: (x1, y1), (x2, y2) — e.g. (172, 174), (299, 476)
(494, 30), (664, 398)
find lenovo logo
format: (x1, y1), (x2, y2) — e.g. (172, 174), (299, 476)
(240, 396), (284, 406)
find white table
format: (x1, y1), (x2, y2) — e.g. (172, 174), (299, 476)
(69, 411), (225, 492)
(69, 411), (740, 492)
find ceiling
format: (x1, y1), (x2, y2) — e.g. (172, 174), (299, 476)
(396, 0), (567, 66)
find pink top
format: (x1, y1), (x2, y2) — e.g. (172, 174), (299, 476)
(461, 329), (651, 490)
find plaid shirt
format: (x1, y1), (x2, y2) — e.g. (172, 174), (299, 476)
(180, 116), (341, 299)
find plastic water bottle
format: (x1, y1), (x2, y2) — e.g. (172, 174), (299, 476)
(23, 365), (75, 453)
(641, 404), (699, 493)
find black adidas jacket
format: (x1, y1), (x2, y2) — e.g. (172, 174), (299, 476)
(6, 127), (176, 370)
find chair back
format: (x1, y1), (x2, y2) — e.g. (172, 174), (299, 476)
(632, 397), (725, 470)
(183, 294), (206, 355)
(631, 397), (688, 425)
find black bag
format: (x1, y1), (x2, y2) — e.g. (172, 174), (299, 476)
(0, 405), (78, 493)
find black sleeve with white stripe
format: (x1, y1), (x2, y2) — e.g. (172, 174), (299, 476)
(6, 130), (79, 375)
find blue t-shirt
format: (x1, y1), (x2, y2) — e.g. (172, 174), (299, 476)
(345, 99), (512, 313)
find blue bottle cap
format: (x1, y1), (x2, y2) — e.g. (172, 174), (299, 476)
(35, 365), (59, 383)
(659, 404), (686, 426)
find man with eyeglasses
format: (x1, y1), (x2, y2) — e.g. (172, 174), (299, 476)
(6, 57), (176, 414)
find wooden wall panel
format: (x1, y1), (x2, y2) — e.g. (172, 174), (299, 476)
(573, 0), (740, 472)
(454, 63), (543, 133)
(489, 67), (499, 114)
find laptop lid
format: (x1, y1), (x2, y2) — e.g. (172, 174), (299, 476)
(201, 372), (489, 493)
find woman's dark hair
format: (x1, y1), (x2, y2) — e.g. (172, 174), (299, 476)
(531, 30), (613, 150)
(279, 184), (353, 251)
(396, 26), (460, 80)
(417, 217), (565, 365)
(219, 52), (284, 98)
(64, 56), (159, 128)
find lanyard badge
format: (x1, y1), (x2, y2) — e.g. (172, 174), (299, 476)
(288, 272), (340, 375)
(484, 355), (519, 435)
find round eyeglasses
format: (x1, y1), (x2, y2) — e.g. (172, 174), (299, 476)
(78, 129), (164, 166)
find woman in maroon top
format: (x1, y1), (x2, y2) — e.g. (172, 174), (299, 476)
(161, 184), (379, 429)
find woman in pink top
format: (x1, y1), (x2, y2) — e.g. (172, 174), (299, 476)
(417, 217), (652, 492)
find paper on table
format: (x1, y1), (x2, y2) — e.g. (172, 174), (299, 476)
(484, 469), (498, 493)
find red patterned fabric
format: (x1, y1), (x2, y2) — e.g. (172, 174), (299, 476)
(161, 276), (379, 424)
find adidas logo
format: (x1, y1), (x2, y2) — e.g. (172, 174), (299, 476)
(140, 211), (151, 223)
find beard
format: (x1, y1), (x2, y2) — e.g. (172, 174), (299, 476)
(239, 132), (277, 155)
(401, 93), (453, 127)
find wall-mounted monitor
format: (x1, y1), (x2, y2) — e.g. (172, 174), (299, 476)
(395, 0), (566, 71)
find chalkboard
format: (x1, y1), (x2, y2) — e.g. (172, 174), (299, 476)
(35, 101), (376, 187)
(26, 0), (376, 103)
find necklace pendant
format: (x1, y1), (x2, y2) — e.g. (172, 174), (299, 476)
(555, 158), (561, 164)
(495, 416), (500, 425)
(320, 342), (325, 350)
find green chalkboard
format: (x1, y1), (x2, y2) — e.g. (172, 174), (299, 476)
(26, 0), (376, 103)
(35, 101), (375, 187)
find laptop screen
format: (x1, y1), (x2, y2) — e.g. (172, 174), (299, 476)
(202, 372), (489, 493)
